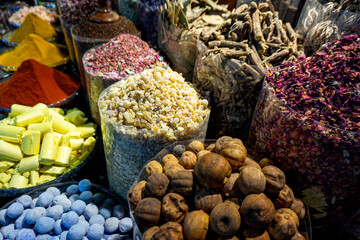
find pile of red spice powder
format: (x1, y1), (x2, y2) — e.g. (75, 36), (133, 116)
(0, 59), (80, 109)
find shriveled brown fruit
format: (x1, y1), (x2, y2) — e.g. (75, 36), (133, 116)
(143, 161), (163, 179)
(220, 139), (247, 171)
(165, 164), (185, 180)
(179, 151), (198, 169)
(171, 169), (194, 196)
(243, 228), (271, 240)
(267, 208), (299, 240)
(238, 166), (266, 195)
(239, 157), (261, 172)
(162, 193), (189, 223)
(197, 150), (211, 159)
(194, 152), (232, 188)
(206, 143), (216, 152)
(240, 193), (275, 228)
(145, 173), (169, 198)
(215, 136), (233, 153)
(128, 180), (146, 209)
(221, 173), (240, 197)
(210, 202), (241, 237)
(134, 198), (161, 229)
(290, 199), (306, 220)
(274, 185), (295, 208)
(142, 226), (159, 240)
(194, 188), (223, 213)
(162, 154), (178, 167)
(173, 144), (186, 157)
(291, 231), (306, 240)
(262, 166), (286, 194)
(188, 140), (205, 154)
(151, 222), (184, 240)
(183, 210), (209, 240)
(258, 158), (275, 168)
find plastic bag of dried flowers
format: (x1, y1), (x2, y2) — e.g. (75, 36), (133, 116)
(247, 34), (360, 232)
(98, 66), (210, 199)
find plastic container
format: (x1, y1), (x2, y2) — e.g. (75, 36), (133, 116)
(71, 27), (111, 90)
(59, 17), (76, 62)
(98, 84), (210, 200)
(0, 181), (133, 239)
(247, 79), (360, 229)
(128, 139), (313, 240)
(0, 137), (98, 197)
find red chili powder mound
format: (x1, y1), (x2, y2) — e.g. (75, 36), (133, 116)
(0, 59), (80, 108)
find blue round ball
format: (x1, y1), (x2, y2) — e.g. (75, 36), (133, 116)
(104, 217), (119, 234)
(66, 185), (79, 196)
(35, 234), (51, 240)
(89, 215), (105, 226)
(36, 192), (54, 208)
(92, 193), (105, 206)
(79, 191), (93, 204)
(112, 205), (125, 220)
(15, 228), (36, 240)
(83, 204), (98, 220)
(6, 229), (20, 240)
(0, 209), (11, 226)
(30, 198), (38, 209)
(24, 207), (46, 225)
(53, 219), (63, 235)
(69, 194), (80, 203)
(99, 207), (111, 219)
(6, 202), (24, 219)
(35, 217), (55, 234)
(46, 205), (64, 221)
(60, 230), (68, 240)
(61, 211), (79, 229)
(16, 195), (32, 208)
(53, 195), (72, 212)
(102, 199), (115, 208)
(118, 218), (133, 233)
(1, 224), (14, 237)
(86, 224), (104, 240)
(67, 223), (86, 240)
(71, 200), (86, 216)
(14, 215), (32, 229)
(78, 179), (91, 193)
(46, 187), (61, 197)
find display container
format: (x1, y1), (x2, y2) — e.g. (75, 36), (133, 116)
(98, 80), (210, 200)
(137, 0), (161, 43)
(247, 79), (360, 228)
(118, 0), (138, 23)
(128, 139), (313, 240)
(59, 18), (75, 62)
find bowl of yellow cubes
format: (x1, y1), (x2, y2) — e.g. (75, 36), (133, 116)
(0, 103), (97, 196)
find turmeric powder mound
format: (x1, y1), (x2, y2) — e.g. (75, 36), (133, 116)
(0, 34), (67, 69)
(9, 13), (57, 44)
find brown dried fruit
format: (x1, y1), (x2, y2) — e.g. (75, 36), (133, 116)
(194, 152), (231, 188)
(162, 154), (178, 167)
(134, 198), (161, 229)
(291, 231), (306, 240)
(274, 185), (295, 208)
(220, 139), (247, 171)
(128, 180), (146, 209)
(243, 228), (271, 240)
(171, 170), (194, 196)
(179, 151), (197, 169)
(173, 144), (186, 157)
(183, 210), (209, 240)
(215, 136), (233, 153)
(210, 202), (241, 237)
(240, 193), (275, 228)
(238, 166), (266, 195)
(262, 166), (286, 194)
(206, 143), (216, 152)
(152, 222), (184, 240)
(143, 161), (163, 179)
(165, 164), (185, 179)
(258, 158), (275, 168)
(239, 157), (261, 172)
(188, 140), (205, 154)
(162, 193), (189, 223)
(194, 188), (223, 213)
(221, 173), (240, 197)
(267, 208), (299, 240)
(290, 199), (306, 220)
(142, 226), (159, 240)
(144, 173), (169, 198)
(197, 150), (211, 159)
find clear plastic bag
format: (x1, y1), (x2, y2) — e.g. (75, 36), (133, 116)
(193, 38), (265, 139)
(296, 0), (360, 54)
(247, 79), (360, 231)
(99, 85), (210, 200)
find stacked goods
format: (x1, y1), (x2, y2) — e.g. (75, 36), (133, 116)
(57, 0), (99, 25)
(128, 137), (309, 240)
(247, 35), (360, 227)
(83, 34), (164, 124)
(98, 66), (210, 199)
(0, 60), (80, 109)
(158, 0), (228, 81)
(8, 6), (57, 25)
(0, 104), (96, 189)
(0, 179), (133, 239)
(193, 0), (305, 138)
(0, 34), (67, 70)
(9, 13), (57, 44)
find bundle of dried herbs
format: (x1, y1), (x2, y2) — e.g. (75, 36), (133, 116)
(158, 0), (228, 80)
(247, 34), (360, 229)
(193, 0), (305, 138)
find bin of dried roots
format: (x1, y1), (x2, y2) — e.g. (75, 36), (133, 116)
(193, 0), (305, 138)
